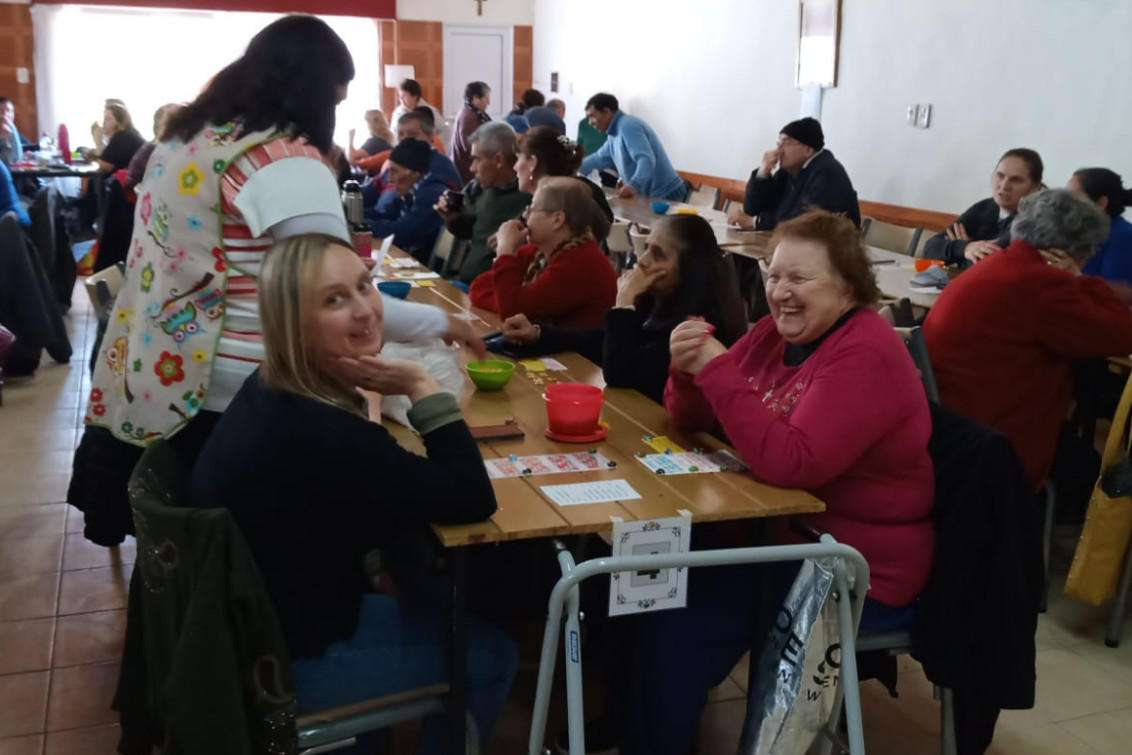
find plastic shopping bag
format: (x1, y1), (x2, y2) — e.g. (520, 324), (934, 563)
(378, 339), (465, 426)
(738, 558), (841, 755)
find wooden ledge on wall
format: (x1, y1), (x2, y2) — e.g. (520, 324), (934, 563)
(677, 170), (956, 232)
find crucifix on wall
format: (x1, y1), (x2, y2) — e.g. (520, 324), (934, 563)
(475, 0), (487, 16)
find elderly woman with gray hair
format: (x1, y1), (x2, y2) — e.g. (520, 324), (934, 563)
(925, 188), (1132, 489)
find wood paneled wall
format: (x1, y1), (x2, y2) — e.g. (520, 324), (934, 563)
(378, 21), (535, 121)
(0, 2), (36, 138)
(513, 25), (533, 106)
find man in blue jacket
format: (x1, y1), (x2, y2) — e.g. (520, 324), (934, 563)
(579, 93), (686, 201)
(0, 160), (31, 227)
(367, 138), (451, 264)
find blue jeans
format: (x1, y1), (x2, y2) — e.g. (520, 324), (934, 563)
(291, 594), (518, 755)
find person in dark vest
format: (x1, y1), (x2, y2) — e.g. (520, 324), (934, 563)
(922, 148), (1043, 268)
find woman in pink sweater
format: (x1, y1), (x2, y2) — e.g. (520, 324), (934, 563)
(667, 210), (934, 606)
(606, 210), (934, 755)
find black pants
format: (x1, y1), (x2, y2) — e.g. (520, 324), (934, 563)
(68, 412), (221, 546)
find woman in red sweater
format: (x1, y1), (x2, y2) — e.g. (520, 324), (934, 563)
(609, 211), (935, 755)
(469, 177), (617, 327)
(924, 188), (1132, 490)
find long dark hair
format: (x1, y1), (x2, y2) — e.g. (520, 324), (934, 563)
(518, 126), (585, 176)
(1073, 168), (1132, 218)
(164, 15), (354, 153)
(637, 215), (747, 346)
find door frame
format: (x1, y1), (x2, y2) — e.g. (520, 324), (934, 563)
(442, 23), (514, 119)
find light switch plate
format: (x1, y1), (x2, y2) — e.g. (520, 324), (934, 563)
(906, 104), (919, 126)
(16, 67), (30, 84)
(917, 103), (932, 129)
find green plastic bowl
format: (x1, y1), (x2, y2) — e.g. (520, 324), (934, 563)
(466, 359), (515, 391)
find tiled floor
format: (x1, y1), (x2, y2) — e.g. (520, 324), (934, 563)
(2, 291), (1131, 754)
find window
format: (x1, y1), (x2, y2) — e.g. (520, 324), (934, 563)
(32, 4), (380, 149)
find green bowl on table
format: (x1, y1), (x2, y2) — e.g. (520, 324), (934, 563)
(466, 360), (515, 391)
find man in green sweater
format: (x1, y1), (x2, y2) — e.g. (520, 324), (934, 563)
(435, 121), (532, 284)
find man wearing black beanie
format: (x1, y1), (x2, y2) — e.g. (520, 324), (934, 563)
(734, 116), (860, 231)
(368, 138), (453, 263)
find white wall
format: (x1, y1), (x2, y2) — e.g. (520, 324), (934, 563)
(397, 0), (532, 25)
(533, 0), (1132, 213)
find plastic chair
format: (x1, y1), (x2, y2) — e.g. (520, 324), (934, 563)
(862, 218), (922, 257)
(626, 223), (649, 269)
(125, 440), (475, 754)
(428, 227), (468, 278)
(893, 326), (941, 403)
(606, 220), (634, 272)
(528, 535), (871, 755)
(686, 183), (722, 211)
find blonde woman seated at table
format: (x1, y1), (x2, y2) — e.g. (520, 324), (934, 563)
(608, 210), (935, 755)
(469, 177), (617, 328)
(79, 100), (146, 173)
(500, 214), (746, 403)
(347, 109), (394, 164)
(190, 235), (516, 754)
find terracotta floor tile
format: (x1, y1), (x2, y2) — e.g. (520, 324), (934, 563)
(43, 724), (119, 755)
(0, 475), (72, 508)
(0, 390), (81, 416)
(0, 619), (54, 675)
(1032, 647), (1132, 723)
(0, 426), (78, 455)
(61, 535), (135, 572)
(0, 573), (60, 621)
(64, 509), (83, 535)
(0, 671), (49, 738)
(0, 535), (63, 578)
(56, 564), (130, 616)
(987, 723), (1104, 755)
(696, 699), (747, 754)
(0, 452), (77, 485)
(53, 611), (125, 668)
(1058, 706), (1132, 755)
(0, 734), (43, 755)
(45, 662), (119, 732)
(0, 408), (80, 433)
(0, 505), (67, 540)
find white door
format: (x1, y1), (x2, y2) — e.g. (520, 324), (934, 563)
(443, 24), (513, 120)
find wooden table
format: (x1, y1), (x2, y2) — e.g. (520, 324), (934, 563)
(375, 252), (825, 749)
(606, 193), (771, 254)
(9, 161), (102, 179)
(869, 248), (942, 310)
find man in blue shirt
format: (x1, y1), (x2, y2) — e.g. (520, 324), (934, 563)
(0, 160), (31, 227)
(579, 93), (686, 201)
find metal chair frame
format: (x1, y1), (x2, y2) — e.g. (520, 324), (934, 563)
(527, 535), (871, 755)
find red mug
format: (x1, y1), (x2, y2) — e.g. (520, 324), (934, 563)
(352, 229), (374, 259)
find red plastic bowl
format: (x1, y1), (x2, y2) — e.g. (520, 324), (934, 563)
(545, 383), (604, 437)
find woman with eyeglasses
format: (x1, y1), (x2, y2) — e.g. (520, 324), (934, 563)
(469, 177), (617, 328)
